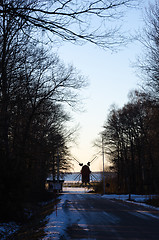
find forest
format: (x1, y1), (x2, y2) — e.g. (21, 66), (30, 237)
(0, 0), (89, 220)
(0, 0), (136, 221)
(101, 1), (159, 195)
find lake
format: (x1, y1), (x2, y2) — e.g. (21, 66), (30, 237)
(47, 172), (116, 183)
(61, 172), (116, 182)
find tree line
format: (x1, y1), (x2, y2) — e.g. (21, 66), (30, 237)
(0, 0), (135, 220)
(101, 1), (159, 194)
(0, 9), (85, 219)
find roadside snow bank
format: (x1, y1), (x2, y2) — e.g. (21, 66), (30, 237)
(101, 194), (159, 210)
(0, 222), (19, 240)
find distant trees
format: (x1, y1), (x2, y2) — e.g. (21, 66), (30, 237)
(101, 92), (159, 194)
(100, 1), (159, 194)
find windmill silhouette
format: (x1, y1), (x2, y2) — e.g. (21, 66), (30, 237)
(72, 156), (99, 187)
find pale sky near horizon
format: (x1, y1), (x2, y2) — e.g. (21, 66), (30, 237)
(57, 1), (154, 173)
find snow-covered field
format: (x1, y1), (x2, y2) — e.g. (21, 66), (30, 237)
(1, 187), (159, 240)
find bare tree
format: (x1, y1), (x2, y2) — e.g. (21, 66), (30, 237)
(0, 0), (139, 220)
(137, 0), (159, 99)
(0, 0), (138, 159)
(101, 91), (159, 194)
(0, 0), (137, 48)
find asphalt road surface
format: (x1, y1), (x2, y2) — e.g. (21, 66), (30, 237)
(11, 188), (159, 240)
(47, 189), (159, 240)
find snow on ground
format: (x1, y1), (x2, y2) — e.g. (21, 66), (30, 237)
(101, 193), (159, 210)
(0, 222), (19, 240)
(101, 193), (156, 202)
(43, 187), (89, 239)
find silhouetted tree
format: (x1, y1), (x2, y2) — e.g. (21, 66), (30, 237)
(0, 0), (135, 168)
(0, 36), (85, 220)
(136, 0), (159, 192)
(0, 0), (137, 48)
(137, 0), (159, 100)
(101, 92), (159, 194)
(0, 0), (138, 220)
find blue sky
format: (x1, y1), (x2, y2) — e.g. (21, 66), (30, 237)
(57, 1), (153, 172)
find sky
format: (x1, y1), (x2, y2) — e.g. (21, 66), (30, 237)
(57, 1), (154, 173)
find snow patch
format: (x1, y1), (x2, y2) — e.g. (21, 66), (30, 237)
(101, 194), (159, 210)
(44, 190), (88, 239)
(0, 222), (19, 240)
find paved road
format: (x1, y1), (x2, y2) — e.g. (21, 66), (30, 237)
(45, 189), (159, 240)
(11, 188), (159, 240)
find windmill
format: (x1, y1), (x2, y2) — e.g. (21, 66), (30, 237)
(72, 156), (99, 187)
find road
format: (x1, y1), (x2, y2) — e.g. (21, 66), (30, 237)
(43, 188), (159, 240)
(10, 188), (159, 240)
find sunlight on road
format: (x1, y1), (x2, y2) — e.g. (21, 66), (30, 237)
(62, 187), (91, 194)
